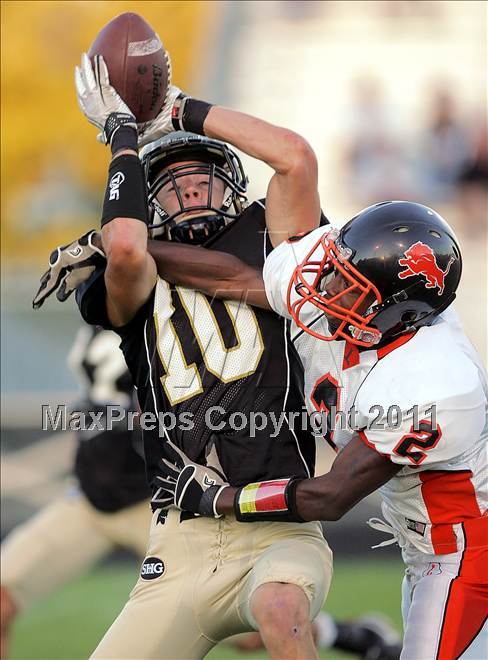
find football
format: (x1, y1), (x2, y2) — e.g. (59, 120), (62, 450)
(88, 12), (170, 123)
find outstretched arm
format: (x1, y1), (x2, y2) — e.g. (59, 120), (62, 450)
(58, 232), (270, 310)
(221, 436), (401, 522)
(154, 434), (400, 523)
(146, 239), (270, 309)
(203, 107), (321, 247)
(74, 53), (157, 328)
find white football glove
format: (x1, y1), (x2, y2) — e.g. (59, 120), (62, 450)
(137, 84), (184, 147)
(74, 53), (136, 143)
(33, 230), (105, 309)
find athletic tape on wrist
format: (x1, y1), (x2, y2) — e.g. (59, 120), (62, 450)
(233, 477), (304, 522)
(171, 96), (213, 135)
(101, 155), (148, 228)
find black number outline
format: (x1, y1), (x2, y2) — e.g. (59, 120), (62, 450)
(393, 420), (442, 465)
(310, 373), (341, 449)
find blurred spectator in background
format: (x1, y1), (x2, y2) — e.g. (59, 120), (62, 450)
(342, 77), (414, 205)
(456, 119), (488, 236)
(417, 88), (470, 202)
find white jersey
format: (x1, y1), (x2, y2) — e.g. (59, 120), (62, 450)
(263, 227), (488, 556)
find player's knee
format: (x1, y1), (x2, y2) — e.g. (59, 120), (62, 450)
(252, 582), (311, 639)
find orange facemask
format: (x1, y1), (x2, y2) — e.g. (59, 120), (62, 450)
(287, 230), (383, 347)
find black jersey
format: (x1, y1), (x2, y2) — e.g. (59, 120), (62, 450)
(77, 201), (322, 504)
(69, 325), (149, 512)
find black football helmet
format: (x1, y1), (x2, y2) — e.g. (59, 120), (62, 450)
(289, 201), (462, 347)
(139, 132), (248, 244)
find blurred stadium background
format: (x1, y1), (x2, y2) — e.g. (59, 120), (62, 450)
(1, 1), (486, 658)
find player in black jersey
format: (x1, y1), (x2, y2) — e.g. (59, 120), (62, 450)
(32, 55), (402, 658)
(1, 325), (151, 659)
(39, 53), (334, 660)
(77, 139), (317, 496)
(68, 325), (149, 512)
(70, 65), (330, 658)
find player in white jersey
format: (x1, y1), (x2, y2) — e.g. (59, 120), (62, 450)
(148, 200), (487, 660)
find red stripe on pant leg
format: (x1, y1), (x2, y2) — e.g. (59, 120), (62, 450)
(437, 517), (488, 659)
(436, 579), (488, 659)
(459, 516), (488, 583)
(420, 471), (481, 554)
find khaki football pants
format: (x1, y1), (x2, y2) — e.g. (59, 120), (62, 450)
(1, 490), (151, 611)
(91, 507), (332, 659)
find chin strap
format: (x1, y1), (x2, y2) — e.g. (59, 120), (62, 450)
(233, 477), (305, 523)
(169, 215), (227, 245)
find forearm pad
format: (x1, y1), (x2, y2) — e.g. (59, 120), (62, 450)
(234, 477), (305, 523)
(101, 155), (148, 228)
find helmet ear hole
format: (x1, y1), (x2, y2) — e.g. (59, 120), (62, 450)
(401, 310), (417, 323)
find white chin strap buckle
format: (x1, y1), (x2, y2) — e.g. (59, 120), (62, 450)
(349, 325), (381, 345)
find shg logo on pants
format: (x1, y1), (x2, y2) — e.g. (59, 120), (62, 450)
(140, 556), (165, 580)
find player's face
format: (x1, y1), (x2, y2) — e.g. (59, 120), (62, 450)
(320, 270), (375, 330)
(155, 160), (225, 223)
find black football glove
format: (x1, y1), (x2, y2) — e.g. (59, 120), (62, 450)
(32, 230), (105, 309)
(155, 440), (228, 518)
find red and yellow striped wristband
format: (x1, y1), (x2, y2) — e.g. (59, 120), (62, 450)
(233, 477), (303, 522)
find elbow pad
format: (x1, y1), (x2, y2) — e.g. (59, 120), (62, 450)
(233, 477), (305, 523)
